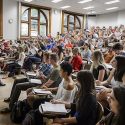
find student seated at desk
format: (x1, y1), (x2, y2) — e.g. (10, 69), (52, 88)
(26, 62), (77, 108)
(97, 85), (125, 125)
(52, 70), (97, 125)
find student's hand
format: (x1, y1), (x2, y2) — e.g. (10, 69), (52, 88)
(53, 118), (64, 124)
(97, 89), (108, 101)
(41, 85), (48, 89)
(96, 80), (101, 86)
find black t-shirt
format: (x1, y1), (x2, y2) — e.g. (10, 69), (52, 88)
(93, 64), (108, 81)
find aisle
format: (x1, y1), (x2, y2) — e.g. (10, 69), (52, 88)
(0, 75), (26, 125)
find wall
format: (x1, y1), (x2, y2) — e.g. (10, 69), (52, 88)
(3, 0), (18, 40)
(2, 0), (125, 39)
(88, 10), (125, 28)
(88, 16), (97, 28)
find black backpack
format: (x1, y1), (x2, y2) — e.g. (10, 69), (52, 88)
(22, 109), (43, 125)
(10, 100), (31, 123)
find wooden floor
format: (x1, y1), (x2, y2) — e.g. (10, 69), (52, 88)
(0, 74), (26, 125)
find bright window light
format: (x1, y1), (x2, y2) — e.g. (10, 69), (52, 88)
(106, 7), (119, 10)
(52, 0), (63, 3)
(83, 6), (94, 9)
(105, 0), (120, 4)
(78, 0), (93, 4)
(24, 0), (33, 2)
(61, 6), (71, 9)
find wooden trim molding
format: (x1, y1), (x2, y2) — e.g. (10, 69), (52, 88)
(0, 0), (3, 39)
(61, 10), (84, 33)
(20, 3), (51, 38)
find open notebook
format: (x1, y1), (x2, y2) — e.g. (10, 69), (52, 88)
(30, 79), (42, 85)
(33, 89), (52, 95)
(39, 102), (67, 115)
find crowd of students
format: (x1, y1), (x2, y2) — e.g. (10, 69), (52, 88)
(0, 25), (125, 125)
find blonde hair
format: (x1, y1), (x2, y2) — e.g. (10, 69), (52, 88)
(90, 50), (105, 71)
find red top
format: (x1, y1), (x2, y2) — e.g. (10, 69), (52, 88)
(71, 55), (83, 71)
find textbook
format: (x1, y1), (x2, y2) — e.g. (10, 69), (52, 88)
(39, 102), (67, 115)
(30, 79), (42, 84)
(26, 72), (37, 77)
(33, 89), (52, 95)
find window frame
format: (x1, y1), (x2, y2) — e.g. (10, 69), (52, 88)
(62, 10), (84, 33)
(20, 3), (51, 39)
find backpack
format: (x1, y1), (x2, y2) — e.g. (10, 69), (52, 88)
(22, 109), (43, 125)
(10, 100), (31, 123)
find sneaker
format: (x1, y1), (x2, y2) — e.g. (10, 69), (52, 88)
(4, 97), (10, 102)
(0, 108), (11, 114)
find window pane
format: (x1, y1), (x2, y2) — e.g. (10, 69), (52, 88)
(64, 27), (68, 33)
(40, 25), (46, 36)
(21, 6), (29, 21)
(69, 24), (74, 31)
(31, 20), (38, 36)
(22, 10), (28, 21)
(21, 23), (28, 36)
(76, 17), (81, 28)
(40, 12), (46, 23)
(31, 9), (38, 17)
(69, 15), (74, 23)
(64, 14), (68, 25)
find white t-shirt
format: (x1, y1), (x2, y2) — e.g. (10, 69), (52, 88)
(18, 52), (26, 66)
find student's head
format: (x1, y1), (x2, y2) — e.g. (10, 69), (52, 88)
(72, 47), (80, 56)
(37, 49), (43, 56)
(77, 70), (95, 96)
(18, 47), (24, 53)
(60, 61), (72, 77)
(113, 56), (125, 82)
(43, 52), (50, 63)
(84, 43), (90, 50)
(112, 43), (123, 55)
(57, 45), (63, 53)
(49, 53), (58, 64)
(107, 85), (125, 124)
(92, 50), (104, 65)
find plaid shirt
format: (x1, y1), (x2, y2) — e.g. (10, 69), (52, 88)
(39, 63), (52, 76)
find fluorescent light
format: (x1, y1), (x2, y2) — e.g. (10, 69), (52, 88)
(24, 0), (32, 2)
(105, 0), (120, 4)
(83, 6), (94, 9)
(106, 7), (118, 10)
(52, 0), (63, 3)
(78, 0), (93, 4)
(61, 6), (71, 9)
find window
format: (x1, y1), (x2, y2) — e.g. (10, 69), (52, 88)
(21, 4), (51, 38)
(62, 11), (84, 33)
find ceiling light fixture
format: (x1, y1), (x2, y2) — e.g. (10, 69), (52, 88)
(105, 0), (120, 4)
(52, 0), (63, 3)
(106, 7), (119, 10)
(61, 6), (71, 9)
(24, 0), (33, 2)
(83, 6), (94, 9)
(78, 0), (93, 4)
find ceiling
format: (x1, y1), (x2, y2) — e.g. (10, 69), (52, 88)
(19, 0), (125, 15)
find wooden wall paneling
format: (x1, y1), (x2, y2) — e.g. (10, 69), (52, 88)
(0, 0), (3, 39)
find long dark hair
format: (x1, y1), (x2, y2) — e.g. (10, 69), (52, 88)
(113, 85), (125, 125)
(76, 70), (95, 111)
(57, 45), (63, 57)
(114, 55), (125, 82)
